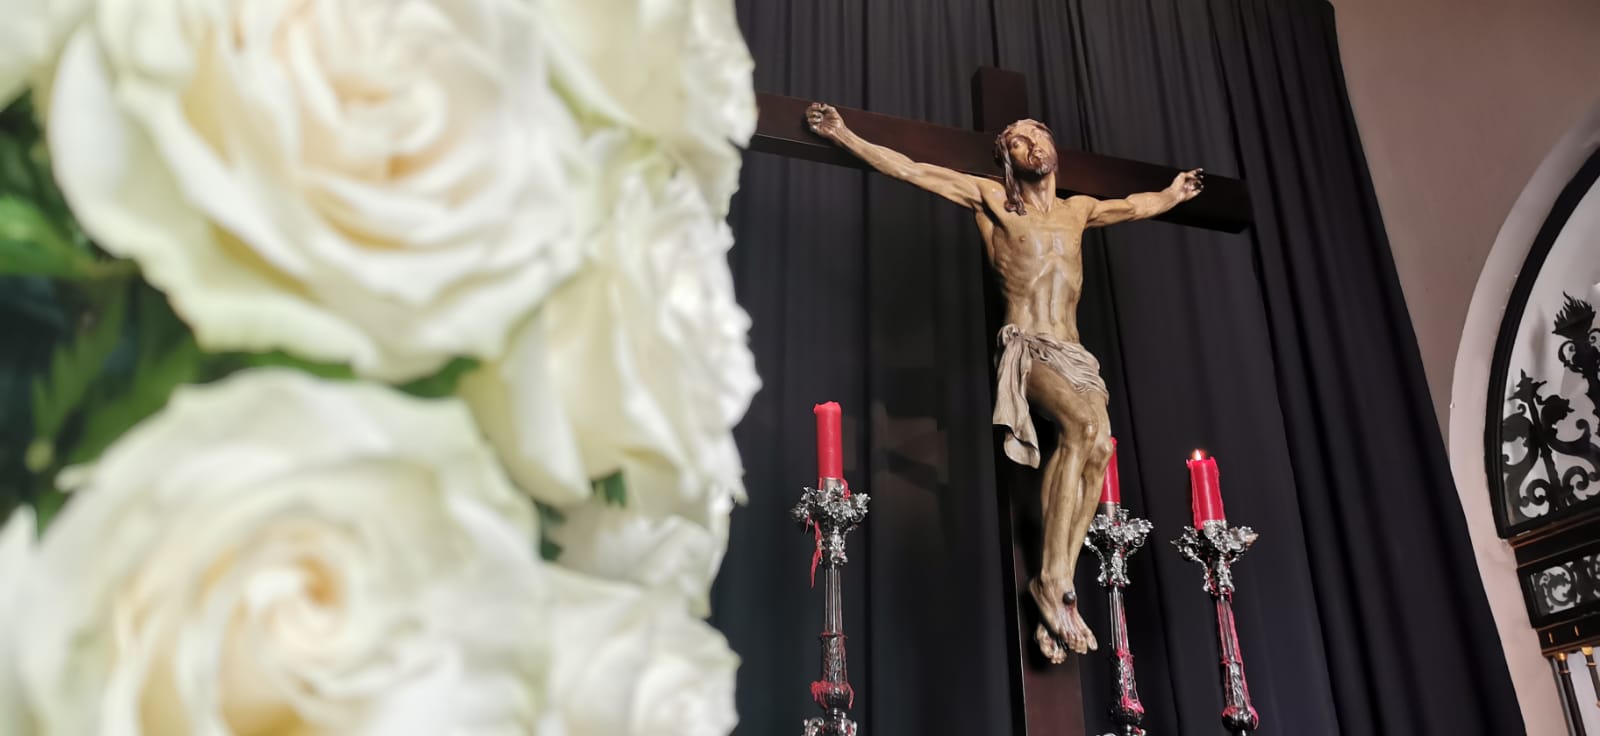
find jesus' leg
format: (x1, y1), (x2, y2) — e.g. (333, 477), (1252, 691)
(1030, 437), (1090, 659)
(1026, 366), (1110, 657)
(1031, 447), (1072, 663)
(1072, 425), (1114, 579)
(1062, 412), (1113, 650)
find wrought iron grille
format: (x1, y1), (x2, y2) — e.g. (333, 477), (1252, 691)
(1498, 295), (1600, 531)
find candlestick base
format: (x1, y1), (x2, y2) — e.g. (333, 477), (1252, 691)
(1095, 727), (1146, 736)
(1172, 521), (1261, 735)
(803, 712), (858, 736)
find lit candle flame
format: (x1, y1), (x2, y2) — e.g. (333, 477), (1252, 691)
(1191, 449), (1206, 461)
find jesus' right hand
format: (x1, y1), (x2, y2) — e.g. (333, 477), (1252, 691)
(806, 102), (845, 140)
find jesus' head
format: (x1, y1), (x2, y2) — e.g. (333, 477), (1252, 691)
(994, 119), (1058, 215)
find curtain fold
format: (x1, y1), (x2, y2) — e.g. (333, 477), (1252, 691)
(713, 0), (1524, 734)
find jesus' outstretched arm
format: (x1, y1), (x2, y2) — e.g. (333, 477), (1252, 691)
(806, 102), (997, 211)
(1085, 168), (1206, 226)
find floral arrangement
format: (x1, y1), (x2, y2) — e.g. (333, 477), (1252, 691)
(0, 0), (759, 733)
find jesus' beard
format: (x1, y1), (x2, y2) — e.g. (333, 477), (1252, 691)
(1014, 150), (1058, 179)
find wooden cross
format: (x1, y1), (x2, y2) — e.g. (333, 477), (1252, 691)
(747, 67), (1252, 736)
(750, 68), (1251, 233)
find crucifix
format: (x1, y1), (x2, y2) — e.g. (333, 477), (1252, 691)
(750, 67), (1251, 735)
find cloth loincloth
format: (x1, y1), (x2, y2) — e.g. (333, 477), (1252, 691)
(992, 324), (1108, 468)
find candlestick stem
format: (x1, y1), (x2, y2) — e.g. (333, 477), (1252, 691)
(1173, 521), (1261, 735)
(792, 478), (869, 736)
(1085, 505), (1153, 736)
(823, 566), (843, 633)
(1554, 653), (1587, 736)
(1584, 647), (1599, 709)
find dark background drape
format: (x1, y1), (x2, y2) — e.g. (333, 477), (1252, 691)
(708, 0), (1525, 734)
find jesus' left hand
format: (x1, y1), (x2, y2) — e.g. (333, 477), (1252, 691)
(1170, 168), (1205, 202)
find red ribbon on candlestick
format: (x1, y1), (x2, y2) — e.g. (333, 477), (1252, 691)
(806, 518), (822, 588)
(1187, 450), (1225, 528)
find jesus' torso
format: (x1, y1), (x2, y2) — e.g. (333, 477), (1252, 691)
(974, 189), (1094, 344)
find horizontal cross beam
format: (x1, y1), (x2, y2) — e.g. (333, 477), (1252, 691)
(748, 93), (1252, 234)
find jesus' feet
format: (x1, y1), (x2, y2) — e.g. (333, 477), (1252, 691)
(1028, 577), (1098, 660)
(1035, 623), (1067, 664)
(1063, 602), (1097, 654)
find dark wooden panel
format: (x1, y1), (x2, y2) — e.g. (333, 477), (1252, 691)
(1511, 508), (1600, 566)
(1537, 616), (1600, 656)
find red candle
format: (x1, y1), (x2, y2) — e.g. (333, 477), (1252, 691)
(1100, 438), (1121, 505)
(814, 402), (843, 482)
(1188, 450), (1225, 528)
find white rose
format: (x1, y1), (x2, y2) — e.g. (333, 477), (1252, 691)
(462, 157), (758, 610)
(539, 570), (738, 736)
(550, 0), (756, 213)
(11, 370), (551, 734)
(0, 0), (88, 108)
(0, 509), (35, 736)
(49, 0), (593, 381)
(545, 486), (733, 617)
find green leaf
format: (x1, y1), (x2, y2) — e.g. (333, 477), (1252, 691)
(0, 94), (37, 136)
(26, 139), (76, 229)
(397, 357), (480, 399)
(67, 337), (200, 466)
(593, 471), (626, 507)
(0, 276), (67, 331)
(34, 488), (66, 533)
(131, 284), (188, 358)
(0, 198), (100, 278)
(207, 350), (356, 382)
(535, 502), (566, 562)
(65, 287), (202, 465)
(0, 94), (86, 247)
(30, 283), (127, 444)
(0, 276), (66, 508)
(0, 136), (36, 199)
(535, 501), (567, 525)
(0, 96), (49, 199)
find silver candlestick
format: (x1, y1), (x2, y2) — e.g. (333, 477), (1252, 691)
(1084, 502), (1154, 736)
(1173, 520), (1261, 736)
(791, 477), (870, 736)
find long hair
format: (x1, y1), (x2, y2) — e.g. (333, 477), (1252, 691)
(994, 119), (1055, 215)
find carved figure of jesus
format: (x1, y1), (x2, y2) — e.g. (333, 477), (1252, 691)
(806, 103), (1202, 661)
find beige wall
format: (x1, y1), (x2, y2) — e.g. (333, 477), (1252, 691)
(1330, 1), (1600, 733)
(1330, 0), (1600, 427)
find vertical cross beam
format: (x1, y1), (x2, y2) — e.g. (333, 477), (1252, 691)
(971, 67), (1088, 736)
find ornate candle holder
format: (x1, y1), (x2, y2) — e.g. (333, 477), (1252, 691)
(791, 478), (870, 736)
(1083, 503), (1154, 736)
(1173, 520), (1261, 736)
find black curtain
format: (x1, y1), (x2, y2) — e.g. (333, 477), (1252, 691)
(710, 1), (1525, 735)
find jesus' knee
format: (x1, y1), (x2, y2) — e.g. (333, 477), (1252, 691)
(1085, 424), (1112, 469)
